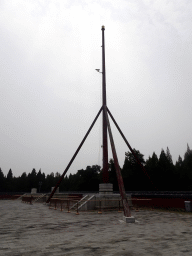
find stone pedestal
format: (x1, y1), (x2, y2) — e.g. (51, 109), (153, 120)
(185, 201), (192, 212)
(123, 216), (135, 223)
(31, 188), (37, 194)
(99, 183), (113, 195)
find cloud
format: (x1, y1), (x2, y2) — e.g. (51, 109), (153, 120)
(0, 0), (192, 177)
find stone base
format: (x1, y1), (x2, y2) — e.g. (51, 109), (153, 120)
(185, 201), (192, 212)
(31, 188), (37, 194)
(123, 216), (135, 223)
(99, 183), (113, 195)
(95, 193), (132, 209)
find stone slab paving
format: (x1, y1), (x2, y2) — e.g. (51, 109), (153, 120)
(0, 201), (192, 256)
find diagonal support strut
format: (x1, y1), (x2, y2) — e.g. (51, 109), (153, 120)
(103, 106), (131, 217)
(107, 107), (157, 190)
(46, 107), (103, 203)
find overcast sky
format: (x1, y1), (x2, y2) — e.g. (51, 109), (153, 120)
(0, 0), (192, 178)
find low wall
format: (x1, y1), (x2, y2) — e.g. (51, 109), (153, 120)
(132, 196), (192, 209)
(0, 194), (23, 200)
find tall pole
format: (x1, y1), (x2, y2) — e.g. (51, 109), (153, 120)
(101, 25), (109, 183)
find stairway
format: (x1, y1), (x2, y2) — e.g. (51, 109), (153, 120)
(34, 194), (46, 203)
(16, 193), (27, 200)
(70, 195), (91, 210)
(78, 195), (96, 211)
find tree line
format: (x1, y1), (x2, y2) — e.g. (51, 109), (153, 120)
(0, 145), (192, 192)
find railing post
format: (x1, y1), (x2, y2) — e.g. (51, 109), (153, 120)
(67, 199), (70, 213)
(98, 200), (102, 214)
(118, 200), (122, 213)
(76, 201), (79, 215)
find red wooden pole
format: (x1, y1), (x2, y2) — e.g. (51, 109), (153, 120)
(101, 26), (109, 183)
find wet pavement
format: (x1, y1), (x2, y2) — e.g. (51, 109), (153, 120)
(0, 200), (192, 255)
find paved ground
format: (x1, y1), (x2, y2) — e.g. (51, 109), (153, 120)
(0, 200), (192, 256)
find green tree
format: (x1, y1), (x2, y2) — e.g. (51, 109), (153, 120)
(182, 144), (192, 190)
(175, 155), (183, 190)
(158, 148), (175, 190)
(0, 168), (5, 192)
(45, 172), (55, 192)
(122, 148), (147, 191)
(7, 169), (13, 179)
(166, 147), (173, 164)
(28, 169), (37, 190)
(124, 149), (145, 168)
(59, 175), (70, 191)
(36, 169), (45, 192)
(175, 155), (183, 169)
(145, 152), (159, 190)
(6, 169), (14, 191)
(19, 172), (29, 192)
(76, 165), (100, 191)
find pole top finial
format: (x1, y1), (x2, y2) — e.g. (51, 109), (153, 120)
(101, 25), (105, 30)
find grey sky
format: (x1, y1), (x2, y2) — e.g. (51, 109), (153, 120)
(0, 0), (192, 177)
